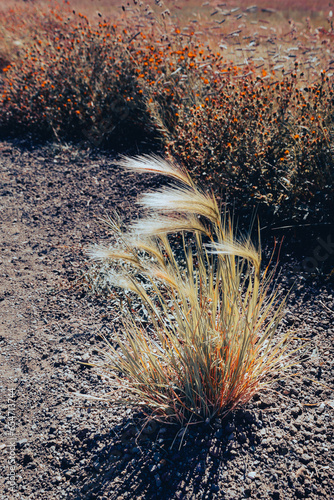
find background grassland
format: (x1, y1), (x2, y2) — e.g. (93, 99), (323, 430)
(0, 0), (333, 224)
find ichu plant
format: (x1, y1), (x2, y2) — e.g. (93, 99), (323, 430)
(88, 155), (295, 425)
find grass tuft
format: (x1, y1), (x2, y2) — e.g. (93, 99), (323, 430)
(88, 155), (296, 424)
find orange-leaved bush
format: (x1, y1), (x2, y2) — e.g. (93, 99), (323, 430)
(155, 68), (334, 223)
(0, 8), (151, 145)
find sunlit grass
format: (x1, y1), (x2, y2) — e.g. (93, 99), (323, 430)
(87, 155), (296, 424)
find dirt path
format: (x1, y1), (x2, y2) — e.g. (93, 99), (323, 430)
(0, 140), (333, 500)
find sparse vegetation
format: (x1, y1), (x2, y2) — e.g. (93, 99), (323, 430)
(0, 5), (150, 144)
(0, 0), (333, 221)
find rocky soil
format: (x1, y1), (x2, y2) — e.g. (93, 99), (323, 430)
(0, 140), (333, 500)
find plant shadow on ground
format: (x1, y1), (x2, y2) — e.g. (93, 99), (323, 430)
(260, 225), (334, 288)
(69, 406), (268, 500)
(0, 129), (163, 159)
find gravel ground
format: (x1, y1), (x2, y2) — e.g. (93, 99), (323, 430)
(0, 140), (333, 500)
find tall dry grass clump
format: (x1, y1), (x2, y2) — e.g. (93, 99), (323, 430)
(88, 155), (295, 424)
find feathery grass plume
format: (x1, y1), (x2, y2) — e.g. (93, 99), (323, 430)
(139, 187), (221, 224)
(88, 155), (296, 425)
(117, 154), (193, 187)
(129, 214), (209, 237)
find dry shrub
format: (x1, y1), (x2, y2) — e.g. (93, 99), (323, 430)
(159, 69), (334, 221)
(0, 5), (150, 144)
(0, 0), (333, 219)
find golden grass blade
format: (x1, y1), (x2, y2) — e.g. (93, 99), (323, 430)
(139, 186), (221, 225)
(117, 154), (192, 187)
(87, 245), (141, 267)
(129, 214), (209, 237)
(209, 239), (261, 273)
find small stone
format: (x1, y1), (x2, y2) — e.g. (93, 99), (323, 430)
(238, 431), (247, 443)
(259, 396), (272, 408)
(289, 425), (298, 436)
(295, 487), (305, 498)
(23, 451), (34, 466)
(93, 460), (100, 471)
(16, 439), (28, 449)
(209, 445), (220, 457)
(291, 406), (302, 418)
(61, 455), (74, 469)
(247, 471), (257, 479)
(26, 462), (37, 469)
(296, 466), (307, 479)
(300, 453), (312, 464)
(66, 413), (74, 420)
(60, 354), (68, 365)
(215, 428), (223, 439)
(243, 411), (256, 424)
